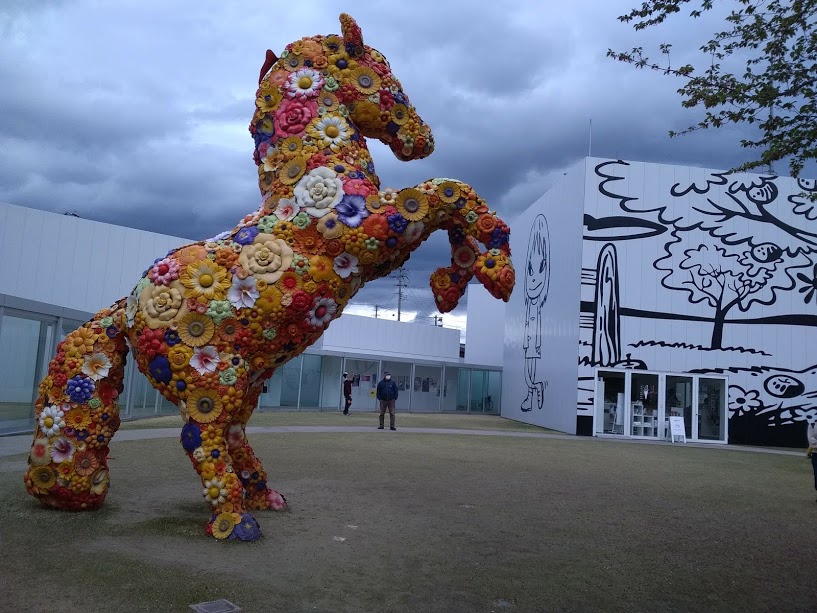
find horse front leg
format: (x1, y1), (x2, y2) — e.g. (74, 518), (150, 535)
(226, 382), (287, 512)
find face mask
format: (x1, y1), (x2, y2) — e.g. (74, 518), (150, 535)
(385, 376), (391, 380)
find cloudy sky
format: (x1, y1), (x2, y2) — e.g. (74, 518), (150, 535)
(0, 0), (768, 338)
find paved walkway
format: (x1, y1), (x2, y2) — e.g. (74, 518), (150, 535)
(0, 425), (805, 459)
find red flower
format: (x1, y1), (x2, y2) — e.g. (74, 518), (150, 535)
(52, 372), (68, 387)
(306, 153), (329, 171)
(290, 290), (312, 312)
(337, 84), (359, 104)
(136, 328), (167, 359)
(273, 98), (318, 137)
(378, 89), (394, 109)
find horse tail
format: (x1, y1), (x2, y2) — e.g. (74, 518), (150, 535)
(24, 299), (130, 511)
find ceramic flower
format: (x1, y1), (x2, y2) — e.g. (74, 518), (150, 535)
(284, 68), (325, 98)
(203, 478), (228, 506)
(308, 297), (338, 327)
(307, 116), (351, 152)
(180, 260), (231, 301)
(141, 282), (185, 328)
(333, 252), (359, 279)
(190, 346), (220, 375)
(335, 194), (369, 228)
(294, 166), (345, 217)
(239, 234), (294, 283)
(228, 276), (260, 309)
(81, 353), (112, 381)
(273, 198), (300, 221)
(51, 437), (75, 463)
(29, 437), (51, 465)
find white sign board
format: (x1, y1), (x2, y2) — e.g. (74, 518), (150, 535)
(669, 416), (686, 443)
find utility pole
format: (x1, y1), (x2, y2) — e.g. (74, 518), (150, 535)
(431, 315), (442, 327)
(374, 305), (379, 319)
(390, 267), (408, 322)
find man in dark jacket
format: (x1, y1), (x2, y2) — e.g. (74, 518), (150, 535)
(342, 372), (352, 415)
(376, 371), (398, 430)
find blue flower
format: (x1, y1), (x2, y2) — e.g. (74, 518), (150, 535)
(388, 213), (408, 234)
(234, 226), (259, 246)
(149, 355), (172, 384)
(386, 122), (399, 136)
(106, 326), (119, 338)
(165, 329), (181, 346)
(393, 91), (407, 105)
(336, 195), (369, 228)
(489, 227), (509, 249)
(334, 164), (345, 173)
(67, 375), (95, 404)
(233, 513), (262, 541)
(385, 237), (398, 249)
(366, 161), (375, 174)
(181, 423), (202, 452)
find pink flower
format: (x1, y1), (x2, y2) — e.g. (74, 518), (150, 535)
(333, 252), (359, 279)
(273, 198), (300, 221)
(308, 297), (338, 327)
(51, 437), (75, 463)
(190, 346), (220, 375)
(29, 438), (50, 466)
(148, 257), (180, 285)
(228, 276), (259, 309)
(341, 177), (377, 197)
(273, 98), (318, 137)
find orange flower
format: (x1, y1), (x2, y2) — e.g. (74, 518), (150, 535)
(324, 239), (345, 257)
(362, 215), (389, 241)
(308, 255), (335, 281)
(476, 213), (497, 235)
(175, 245), (208, 266)
(292, 226), (326, 254)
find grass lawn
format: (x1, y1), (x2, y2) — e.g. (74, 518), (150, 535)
(1, 431), (815, 612)
(120, 411), (552, 433)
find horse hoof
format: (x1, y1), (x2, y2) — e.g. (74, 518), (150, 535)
(246, 488), (288, 511)
(207, 511), (263, 541)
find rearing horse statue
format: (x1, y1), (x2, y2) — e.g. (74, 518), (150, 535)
(24, 13), (515, 541)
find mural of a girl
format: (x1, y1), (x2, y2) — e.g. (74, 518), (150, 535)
(522, 214), (550, 411)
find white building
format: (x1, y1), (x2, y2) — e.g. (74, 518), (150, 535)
(503, 157), (817, 448)
(0, 200), (503, 435)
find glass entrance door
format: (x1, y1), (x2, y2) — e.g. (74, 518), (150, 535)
(595, 370), (627, 435)
(630, 372), (659, 438)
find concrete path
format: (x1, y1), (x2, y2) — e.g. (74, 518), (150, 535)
(0, 425), (805, 459)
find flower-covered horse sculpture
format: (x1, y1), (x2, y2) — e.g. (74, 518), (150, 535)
(24, 14), (515, 541)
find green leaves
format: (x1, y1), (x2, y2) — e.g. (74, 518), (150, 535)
(611, 0), (817, 182)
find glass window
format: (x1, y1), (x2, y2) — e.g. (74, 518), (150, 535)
(486, 371), (501, 414)
(381, 361), (412, 412)
(630, 372), (658, 438)
(412, 365), (441, 412)
(343, 359), (379, 411)
(318, 355), (344, 410)
(258, 369), (283, 410)
(440, 366), (460, 412)
(470, 370), (488, 412)
(299, 354), (323, 410)
(596, 370), (626, 434)
(0, 314), (56, 433)
(456, 369), (470, 411)
(129, 367), (156, 418)
(279, 355), (302, 408)
(666, 375), (693, 438)
(698, 378), (726, 441)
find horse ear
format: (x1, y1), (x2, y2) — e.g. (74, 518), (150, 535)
(339, 13), (363, 48)
(259, 49), (278, 85)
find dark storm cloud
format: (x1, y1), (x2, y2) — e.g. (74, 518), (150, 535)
(0, 0), (765, 335)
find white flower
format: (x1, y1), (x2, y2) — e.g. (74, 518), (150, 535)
(333, 252), (359, 279)
(82, 353), (112, 381)
(227, 276), (259, 309)
(51, 437), (75, 463)
(308, 116), (350, 151)
(190, 346), (220, 375)
(273, 198), (300, 222)
(29, 437), (51, 465)
(226, 424), (245, 449)
(206, 229), (233, 242)
(284, 68), (324, 98)
(203, 478), (228, 506)
(728, 386), (762, 416)
(39, 405), (65, 437)
(308, 297), (338, 327)
(404, 221), (425, 243)
(294, 167), (344, 218)
(378, 187), (398, 206)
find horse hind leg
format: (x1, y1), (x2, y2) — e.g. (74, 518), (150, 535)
(226, 390), (287, 512)
(24, 301), (128, 511)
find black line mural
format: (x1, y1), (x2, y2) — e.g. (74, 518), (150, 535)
(578, 159), (817, 446)
(522, 214), (549, 412)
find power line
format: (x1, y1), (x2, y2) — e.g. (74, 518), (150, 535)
(389, 266), (409, 321)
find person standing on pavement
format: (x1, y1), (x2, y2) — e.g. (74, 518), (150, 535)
(342, 372), (352, 415)
(376, 371), (398, 430)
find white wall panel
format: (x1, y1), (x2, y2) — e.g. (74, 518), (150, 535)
(578, 158), (817, 445)
(502, 159), (586, 433)
(464, 284), (506, 367)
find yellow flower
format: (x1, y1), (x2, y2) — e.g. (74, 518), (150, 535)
(307, 115), (351, 152)
(30, 466), (56, 491)
(177, 313), (215, 347)
(64, 408), (91, 430)
(279, 136), (303, 155)
(212, 512), (240, 539)
(180, 260), (231, 300)
(351, 66), (381, 94)
(437, 181), (461, 204)
(308, 255), (335, 281)
(391, 104), (410, 125)
(168, 344), (194, 370)
(279, 156), (307, 186)
(186, 388), (224, 423)
(256, 88), (282, 113)
(63, 327), (96, 357)
(395, 189), (429, 222)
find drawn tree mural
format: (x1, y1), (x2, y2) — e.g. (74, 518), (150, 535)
(657, 236), (811, 349)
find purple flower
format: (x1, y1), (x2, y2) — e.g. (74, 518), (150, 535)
(181, 423), (201, 452)
(165, 329), (181, 346)
(336, 194), (369, 228)
(450, 227), (466, 245)
(394, 91), (407, 105)
(385, 236), (398, 249)
(388, 213), (408, 234)
(149, 355), (172, 384)
(234, 226), (259, 245)
(106, 326), (119, 338)
(233, 513), (262, 541)
(489, 227), (509, 249)
(67, 375), (95, 404)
